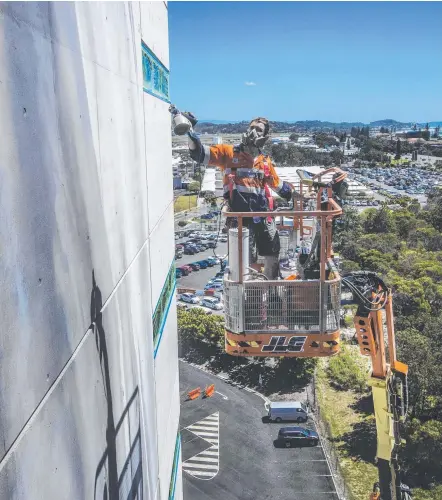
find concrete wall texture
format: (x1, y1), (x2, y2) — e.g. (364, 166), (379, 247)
(0, 2), (182, 499)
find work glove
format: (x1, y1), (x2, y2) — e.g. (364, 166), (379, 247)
(181, 111), (198, 128)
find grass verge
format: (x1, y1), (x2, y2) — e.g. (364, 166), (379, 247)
(316, 347), (442, 500)
(174, 195), (197, 213)
(315, 347), (378, 500)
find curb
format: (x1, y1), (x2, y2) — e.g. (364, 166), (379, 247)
(179, 359), (270, 407)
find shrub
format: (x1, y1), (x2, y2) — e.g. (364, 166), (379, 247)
(327, 345), (368, 392)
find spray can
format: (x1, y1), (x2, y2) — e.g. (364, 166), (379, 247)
(169, 105), (192, 136)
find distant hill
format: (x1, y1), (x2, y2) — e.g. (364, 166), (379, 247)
(195, 118), (441, 134)
(199, 119), (241, 124)
(369, 119), (410, 127)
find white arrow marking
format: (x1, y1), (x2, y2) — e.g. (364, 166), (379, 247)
(215, 391), (228, 400)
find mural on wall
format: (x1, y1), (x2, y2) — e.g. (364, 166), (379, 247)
(153, 261), (176, 357)
(142, 41), (170, 103)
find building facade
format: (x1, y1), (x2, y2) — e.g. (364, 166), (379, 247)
(0, 2), (181, 499)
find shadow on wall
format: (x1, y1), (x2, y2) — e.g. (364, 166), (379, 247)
(91, 271), (143, 500)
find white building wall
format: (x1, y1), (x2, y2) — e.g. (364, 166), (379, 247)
(0, 2), (181, 500)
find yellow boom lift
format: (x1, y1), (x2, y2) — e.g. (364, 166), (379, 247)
(222, 167), (412, 500)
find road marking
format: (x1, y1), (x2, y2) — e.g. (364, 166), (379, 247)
(183, 412), (220, 480)
(184, 470), (216, 478)
(188, 456), (218, 463)
(289, 459), (327, 462)
(215, 391), (228, 400)
(311, 416), (340, 498)
(190, 431), (217, 437)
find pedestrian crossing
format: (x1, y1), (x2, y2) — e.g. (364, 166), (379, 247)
(182, 412), (219, 480)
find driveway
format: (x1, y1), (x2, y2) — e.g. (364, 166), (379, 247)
(180, 362), (338, 500)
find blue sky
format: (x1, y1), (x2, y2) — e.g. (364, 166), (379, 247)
(168, 1), (442, 123)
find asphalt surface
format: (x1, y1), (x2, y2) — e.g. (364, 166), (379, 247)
(180, 362), (337, 500)
(176, 239), (228, 292)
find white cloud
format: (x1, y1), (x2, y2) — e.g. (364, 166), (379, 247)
(244, 81), (257, 86)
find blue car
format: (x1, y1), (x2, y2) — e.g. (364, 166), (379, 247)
(197, 260), (209, 269)
(175, 269), (183, 279)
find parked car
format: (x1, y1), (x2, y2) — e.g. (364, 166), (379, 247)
(219, 236), (228, 242)
(175, 269), (183, 279)
(188, 263), (201, 271)
(277, 427), (319, 448)
(206, 241), (217, 248)
(207, 278), (223, 286)
(204, 283), (223, 292)
(206, 257), (218, 266)
(196, 260), (209, 269)
(178, 265), (192, 275)
(201, 297), (223, 310)
(180, 293), (200, 304)
(175, 251), (183, 259)
(184, 247), (197, 255)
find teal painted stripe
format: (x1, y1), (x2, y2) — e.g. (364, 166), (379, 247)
(153, 261), (175, 318)
(153, 283), (176, 359)
(152, 261), (176, 358)
(169, 433), (181, 500)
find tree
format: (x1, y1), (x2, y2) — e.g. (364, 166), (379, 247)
(362, 206), (396, 234)
(177, 308), (224, 345)
(188, 181), (201, 192)
(203, 191), (216, 205)
(289, 133), (299, 142)
(402, 419), (442, 486)
(426, 189), (442, 231)
(331, 149), (344, 165)
(395, 139), (401, 160)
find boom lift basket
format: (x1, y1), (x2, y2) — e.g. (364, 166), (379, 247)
(223, 174), (345, 357)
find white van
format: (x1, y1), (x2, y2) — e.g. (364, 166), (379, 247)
(267, 401), (308, 423)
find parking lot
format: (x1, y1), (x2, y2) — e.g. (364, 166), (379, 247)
(175, 232), (228, 313)
(347, 165), (441, 206)
(180, 362), (338, 500)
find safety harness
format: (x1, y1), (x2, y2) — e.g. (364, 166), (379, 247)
(226, 153), (274, 221)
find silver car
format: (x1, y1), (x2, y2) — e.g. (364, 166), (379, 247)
(180, 293), (200, 304)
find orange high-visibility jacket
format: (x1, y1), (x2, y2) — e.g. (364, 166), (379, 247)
(202, 144), (291, 204)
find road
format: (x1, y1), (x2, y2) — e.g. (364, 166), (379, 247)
(180, 362), (337, 500)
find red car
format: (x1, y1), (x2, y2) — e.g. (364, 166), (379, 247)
(178, 265), (193, 275)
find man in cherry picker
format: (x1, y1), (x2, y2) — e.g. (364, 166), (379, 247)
(184, 113), (298, 279)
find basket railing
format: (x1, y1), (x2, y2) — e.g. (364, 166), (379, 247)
(224, 273), (341, 335)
